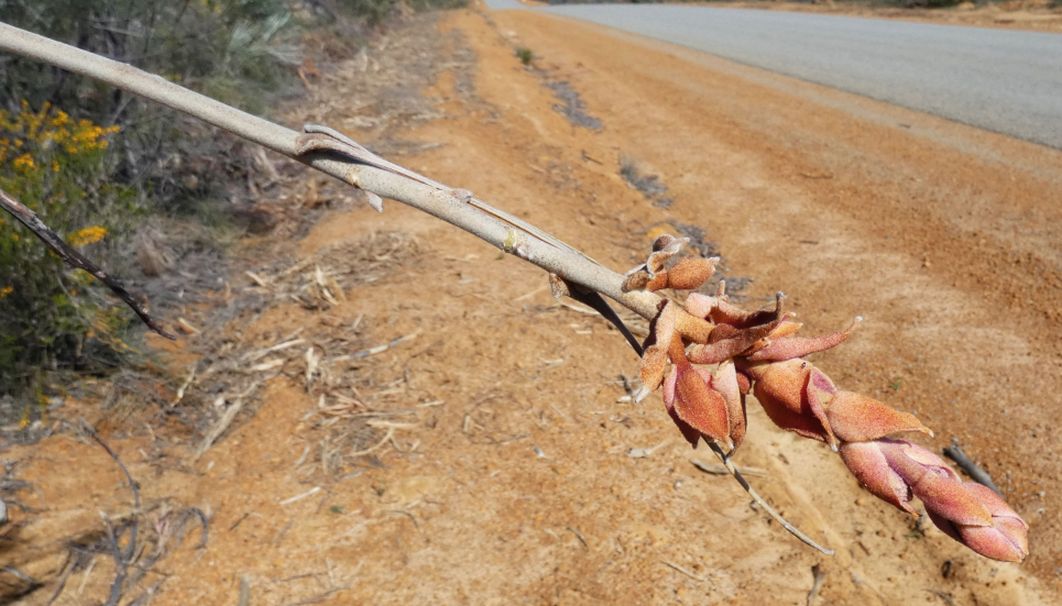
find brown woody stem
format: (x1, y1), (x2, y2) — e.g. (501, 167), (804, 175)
(0, 188), (175, 339)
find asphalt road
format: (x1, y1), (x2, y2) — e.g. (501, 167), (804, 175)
(485, 1), (1062, 149)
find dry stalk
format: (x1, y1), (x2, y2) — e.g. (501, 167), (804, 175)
(0, 22), (662, 324)
(706, 441), (834, 556)
(0, 188), (174, 339)
(0, 20), (1025, 565)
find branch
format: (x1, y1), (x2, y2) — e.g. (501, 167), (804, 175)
(0, 21), (662, 323)
(79, 420), (141, 606)
(0, 188), (176, 339)
(705, 441), (834, 556)
(943, 438), (1001, 494)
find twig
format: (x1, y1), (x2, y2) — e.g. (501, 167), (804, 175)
(194, 382), (259, 460)
(346, 330), (420, 360)
(195, 399), (246, 460)
(288, 584), (352, 606)
(0, 188), (175, 339)
(170, 364), (197, 407)
(279, 486), (322, 506)
(662, 560), (705, 583)
(348, 427), (396, 457)
(807, 563), (826, 606)
(690, 458), (767, 477)
(943, 438), (1001, 494)
(627, 440), (669, 459)
(1, 566), (43, 601)
(566, 526), (588, 548)
(44, 553), (75, 606)
(705, 441), (834, 556)
(80, 420), (141, 606)
(100, 514), (128, 606)
(238, 575), (252, 606)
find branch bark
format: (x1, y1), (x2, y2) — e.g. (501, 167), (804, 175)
(0, 188), (175, 339)
(0, 21), (662, 322)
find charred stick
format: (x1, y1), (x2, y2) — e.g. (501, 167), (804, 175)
(0, 188), (175, 339)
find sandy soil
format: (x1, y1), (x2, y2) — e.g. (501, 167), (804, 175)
(2, 6), (1060, 605)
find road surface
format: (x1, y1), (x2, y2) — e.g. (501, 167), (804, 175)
(485, 1), (1062, 149)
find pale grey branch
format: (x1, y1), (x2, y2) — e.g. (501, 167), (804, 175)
(0, 21), (662, 321)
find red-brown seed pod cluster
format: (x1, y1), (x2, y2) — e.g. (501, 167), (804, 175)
(626, 235), (1028, 562)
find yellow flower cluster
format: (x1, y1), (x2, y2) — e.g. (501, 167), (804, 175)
(69, 225), (108, 247)
(0, 100), (120, 168)
(0, 285), (13, 299)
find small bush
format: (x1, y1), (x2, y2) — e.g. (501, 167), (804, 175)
(516, 47), (535, 66)
(0, 0), (472, 403)
(334, 0), (469, 25)
(0, 0), (300, 216)
(0, 101), (135, 396)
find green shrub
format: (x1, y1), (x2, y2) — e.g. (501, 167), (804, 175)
(337, 0), (400, 25)
(0, 0), (300, 214)
(0, 0), (470, 403)
(516, 47), (535, 66)
(334, 0), (469, 25)
(0, 101), (136, 396)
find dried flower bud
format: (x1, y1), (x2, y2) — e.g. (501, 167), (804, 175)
(663, 361), (745, 450)
(841, 439), (1028, 562)
(745, 360), (928, 447)
(744, 317), (861, 362)
(666, 257), (718, 290)
(928, 482), (1029, 563)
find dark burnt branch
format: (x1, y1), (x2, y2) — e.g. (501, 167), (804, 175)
(0, 188), (175, 340)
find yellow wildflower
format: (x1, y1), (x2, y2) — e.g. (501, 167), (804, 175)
(50, 111), (70, 127)
(0, 285), (13, 300)
(69, 225), (107, 247)
(12, 153), (35, 172)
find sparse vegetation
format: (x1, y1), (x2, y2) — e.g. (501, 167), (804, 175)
(0, 0), (303, 401)
(0, 0), (467, 403)
(516, 46), (535, 66)
(0, 102), (134, 402)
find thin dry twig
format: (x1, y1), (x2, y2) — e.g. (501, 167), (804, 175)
(346, 330), (420, 360)
(662, 560), (706, 583)
(705, 441), (834, 556)
(279, 486), (322, 506)
(80, 420), (141, 606)
(238, 575), (252, 606)
(194, 382), (259, 460)
(807, 563), (826, 606)
(943, 438), (1001, 494)
(0, 188), (175, 339)
(171, 365), (197, 407)
(1, 566), (43, 602)
(690, 458), (767, 477)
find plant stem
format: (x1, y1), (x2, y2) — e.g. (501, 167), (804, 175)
(0, 21), (662, 320)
